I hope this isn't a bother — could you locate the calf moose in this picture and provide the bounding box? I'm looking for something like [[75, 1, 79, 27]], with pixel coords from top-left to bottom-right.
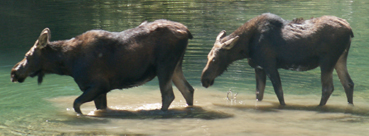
[[11, 20, 194, 115], [201, 13, 354, 106]]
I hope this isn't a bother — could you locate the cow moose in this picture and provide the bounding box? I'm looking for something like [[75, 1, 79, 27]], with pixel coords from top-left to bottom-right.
[[201, 13, 354, 106], [11, 20, 195, 115]]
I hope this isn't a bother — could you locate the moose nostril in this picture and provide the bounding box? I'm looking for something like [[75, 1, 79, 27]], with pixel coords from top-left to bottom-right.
[[11, 73, 18, 82]]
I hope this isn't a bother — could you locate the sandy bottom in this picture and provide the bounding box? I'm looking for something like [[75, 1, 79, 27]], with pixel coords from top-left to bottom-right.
[[8, 86, 369, 135]]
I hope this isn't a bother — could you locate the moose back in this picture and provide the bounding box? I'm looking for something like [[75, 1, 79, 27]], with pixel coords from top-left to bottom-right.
[[201, 13, 354, 106], [11, 20, 194, 115]]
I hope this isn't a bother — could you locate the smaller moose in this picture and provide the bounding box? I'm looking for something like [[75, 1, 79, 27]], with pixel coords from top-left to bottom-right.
[[11, 20, 194, 115], [201, 13, 354, 106]]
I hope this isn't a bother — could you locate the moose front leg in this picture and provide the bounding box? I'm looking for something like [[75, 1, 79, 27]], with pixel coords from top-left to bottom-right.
[[265, 68, 286, 105], [255, 68, 266, 101], [94, 93, 108, 110], [74, 83, 109, 115]]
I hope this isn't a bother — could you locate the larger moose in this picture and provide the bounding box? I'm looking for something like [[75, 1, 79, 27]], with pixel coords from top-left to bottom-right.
[[11, 20, 195, 115], [201, 13, 354, 106]]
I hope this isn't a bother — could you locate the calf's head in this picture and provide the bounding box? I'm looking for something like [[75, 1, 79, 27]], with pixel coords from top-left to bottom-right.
[[11, 28, 50, 84], [201, 30, 240, 88]]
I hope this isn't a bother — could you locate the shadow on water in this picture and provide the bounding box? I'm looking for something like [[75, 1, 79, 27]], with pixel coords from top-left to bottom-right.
[[58, 132, 147, 136], [89, 106, 233, 120], [54, 106, 233, 128], [214, 101, 369, 117]]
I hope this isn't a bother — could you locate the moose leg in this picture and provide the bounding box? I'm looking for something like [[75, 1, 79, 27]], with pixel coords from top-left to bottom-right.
[[158, 78, 175, 111], [157, 66, 176, 111], [255, 68, 266, 101], [94, 93, 108, 110], [74, 84, 108, 115], [319, 61, 335, 106], [172, 61, 194, 106], [335, 52, 354, 104], [265, 68, 285, 105]]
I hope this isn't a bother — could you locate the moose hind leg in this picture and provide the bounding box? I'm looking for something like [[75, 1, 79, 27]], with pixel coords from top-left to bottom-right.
[[158, 78, 175, 111], [319, 62, 335, 106], [255, 68, 266, 101], [157, 65, 176, 111], [335, 52, 354, 104], [172, 62, 194, 106]]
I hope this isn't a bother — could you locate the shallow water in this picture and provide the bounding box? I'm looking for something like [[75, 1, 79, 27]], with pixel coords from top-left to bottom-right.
[[1, 0, 369, 135], [4, 88, 369, 135]]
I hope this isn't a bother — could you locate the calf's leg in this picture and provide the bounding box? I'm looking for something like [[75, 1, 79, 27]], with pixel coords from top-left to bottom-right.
[[172, 61, 194, 106], [255, 68, 266, 101], [334, 52, 354, 104]]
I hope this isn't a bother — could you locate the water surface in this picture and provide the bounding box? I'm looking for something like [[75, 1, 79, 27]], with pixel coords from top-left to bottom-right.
[[1, 0, 369, 135]]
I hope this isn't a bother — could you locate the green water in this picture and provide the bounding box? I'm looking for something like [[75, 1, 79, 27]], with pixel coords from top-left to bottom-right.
[[1, 0, 369, 135]]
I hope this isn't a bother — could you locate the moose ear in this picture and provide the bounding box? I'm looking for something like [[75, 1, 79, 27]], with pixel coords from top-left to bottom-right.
[[36, 28, 51, 49], [216, 30, 226, 42], [221, 36, 239, 50], [139, 20, 148, 26]]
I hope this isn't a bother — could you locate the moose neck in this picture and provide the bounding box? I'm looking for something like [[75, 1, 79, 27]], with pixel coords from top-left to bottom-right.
[[233, 13, 271, 36], [225, 18, 259, 60], [42, 40, 74, 76]]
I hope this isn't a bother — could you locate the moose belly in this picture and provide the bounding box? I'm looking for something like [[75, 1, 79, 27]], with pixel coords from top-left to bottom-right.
[[110, 68, 157, 89], [277, 55, 320, 72], [280, 63, 319, 71]]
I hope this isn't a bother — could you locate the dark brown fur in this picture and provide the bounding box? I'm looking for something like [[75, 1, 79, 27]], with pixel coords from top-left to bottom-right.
[[201, 13, 354, 106], [11, 20, 194, 115]]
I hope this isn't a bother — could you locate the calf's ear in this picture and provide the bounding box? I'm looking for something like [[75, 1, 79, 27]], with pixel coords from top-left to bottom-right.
[[36, 28, 51, 49], [222, 36, 239, 50]]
